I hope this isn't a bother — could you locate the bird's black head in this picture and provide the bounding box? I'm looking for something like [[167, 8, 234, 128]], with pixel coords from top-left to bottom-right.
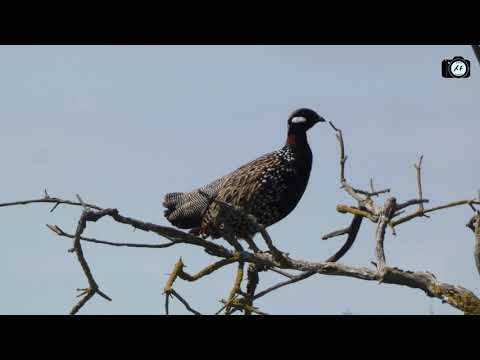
[[287, 108, 326, 133]]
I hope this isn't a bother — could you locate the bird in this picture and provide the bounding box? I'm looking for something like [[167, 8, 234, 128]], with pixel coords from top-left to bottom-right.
[[162, 108, 325, 248]]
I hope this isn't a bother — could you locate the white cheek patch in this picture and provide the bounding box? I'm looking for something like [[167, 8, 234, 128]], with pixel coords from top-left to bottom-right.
[[291, 116, 307, 124]]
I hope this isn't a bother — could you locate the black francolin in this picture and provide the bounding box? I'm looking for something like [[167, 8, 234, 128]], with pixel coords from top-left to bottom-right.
[[163, 108, 325, 245]]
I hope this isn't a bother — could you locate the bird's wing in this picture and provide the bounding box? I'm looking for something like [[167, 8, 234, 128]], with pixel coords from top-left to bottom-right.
[[215, 152, 282, 206]]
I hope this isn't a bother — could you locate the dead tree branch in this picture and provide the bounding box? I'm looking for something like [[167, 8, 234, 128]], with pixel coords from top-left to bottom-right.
[[2, 121, 480, 315]]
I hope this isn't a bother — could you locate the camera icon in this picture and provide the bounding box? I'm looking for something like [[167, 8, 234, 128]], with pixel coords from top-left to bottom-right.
[[442, 56, 470, 78]]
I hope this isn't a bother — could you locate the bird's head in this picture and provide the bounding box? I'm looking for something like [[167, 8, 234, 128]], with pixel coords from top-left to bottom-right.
[[287, 108, 326, 133]]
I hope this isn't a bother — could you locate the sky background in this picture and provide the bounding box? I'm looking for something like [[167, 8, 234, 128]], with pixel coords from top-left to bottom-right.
[[0, 45, 478, 315]]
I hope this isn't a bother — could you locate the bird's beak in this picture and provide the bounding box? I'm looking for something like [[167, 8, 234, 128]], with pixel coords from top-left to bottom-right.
[[314, 116, 326, 124]]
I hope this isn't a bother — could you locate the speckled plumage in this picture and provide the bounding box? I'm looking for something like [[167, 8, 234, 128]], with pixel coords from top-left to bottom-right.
[[162, 108, 325, 240]]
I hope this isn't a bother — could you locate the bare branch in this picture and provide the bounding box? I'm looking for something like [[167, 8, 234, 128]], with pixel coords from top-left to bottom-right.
[[325, 215, 364, 263], [329, 122, 365, 203], [246, 252, 480, 315], [395, 199, 429, 212], [70, 207, 115, 314], [177, 255, 241, 282], [352, 187, 391, 198], [414, 155, 425, 213], [46, 224, 176, 249], [253, 270, 315, 301], [336, 204, 378, 222], [322, 227, 351, 240], [0, 196, 102, 210], [169, 289, 202, 315], [392, 199, 480, 227], [374, 198, 397, 277], [270, 268, 297, 279]]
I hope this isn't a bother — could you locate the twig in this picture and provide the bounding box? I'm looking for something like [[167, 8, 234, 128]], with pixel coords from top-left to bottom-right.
[[253, 270, 315, 300], [270, 268, 296, 279], [165, 290, 170, 315], [352, 187, 391, 198], [322, 227, 351, 240], [0, 196, 102, 210], [70, 207, 115, 314], [46, 224, 176, 249], [325, 215, 363, 263], [425, 200, 480, 214], [329, 122, 365, 203], [177, 254, 242, 282], [169, 289, 202, 315], [392, 199, 480, 227], [415, 155, 425, 213], [336, 204, 377, 222], [395, 199, 429, 211]]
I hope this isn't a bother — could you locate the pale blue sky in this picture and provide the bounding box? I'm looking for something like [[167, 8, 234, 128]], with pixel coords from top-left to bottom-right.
[[0, 45, 478, 314]]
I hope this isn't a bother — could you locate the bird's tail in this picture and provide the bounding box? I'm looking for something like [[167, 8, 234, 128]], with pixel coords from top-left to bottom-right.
[[162, 191, 209, 229], [162, 176, 226, 230], [163, 192, 184, 217]]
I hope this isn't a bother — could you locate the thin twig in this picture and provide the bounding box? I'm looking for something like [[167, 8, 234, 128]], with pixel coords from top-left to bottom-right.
[[326, 215, 363, 263], [395, 199, 429, 211], [253, 271, 315, 300], [336, 204, 377, 222], [270, 268, 297, 279], [392, 199, 480, 227], [352, 187, 391, 198], [70, 207, 115, 314], [0, 196, 102, 210], [46, 224, 176, 248], [170, 289, 202, 315], [322, 227, 351, 240], [415, 155, 425, 213]]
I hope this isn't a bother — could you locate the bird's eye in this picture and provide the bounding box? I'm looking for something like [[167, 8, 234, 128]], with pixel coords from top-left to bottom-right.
[[291, 116, 307, 124]]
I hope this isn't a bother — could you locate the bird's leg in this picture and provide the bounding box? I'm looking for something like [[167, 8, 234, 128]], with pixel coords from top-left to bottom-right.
[[244, 236, 260, 253], [224, 233, 244, 252], [188, 228, 201, 236], [190, 225, 210, 239]]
